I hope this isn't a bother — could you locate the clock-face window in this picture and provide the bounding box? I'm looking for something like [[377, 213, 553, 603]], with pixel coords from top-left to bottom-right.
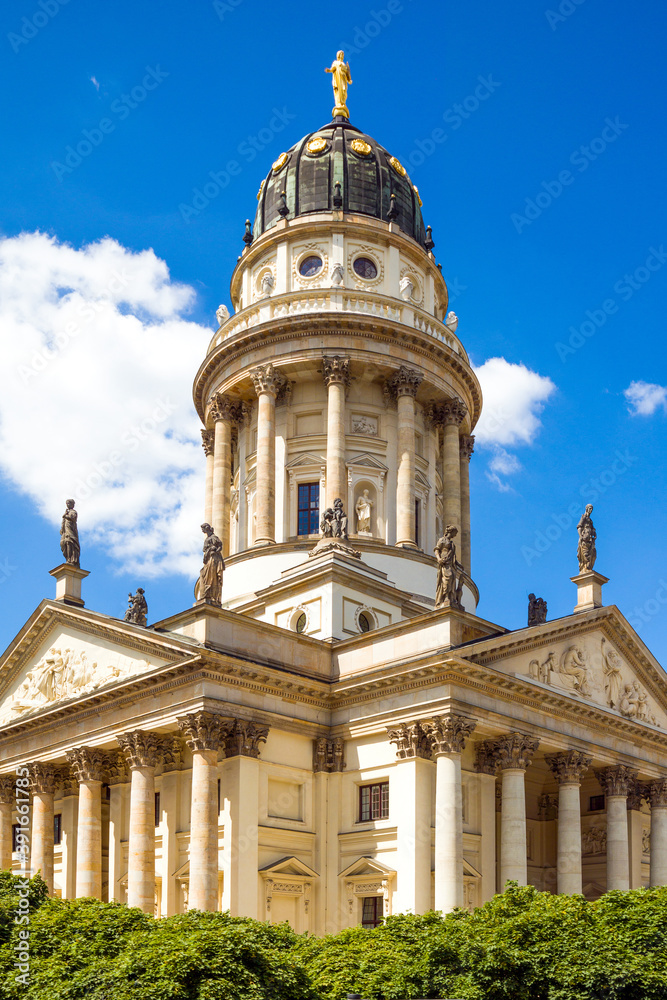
[[353, 256, 378, 280], [299, 255, 323, 277]]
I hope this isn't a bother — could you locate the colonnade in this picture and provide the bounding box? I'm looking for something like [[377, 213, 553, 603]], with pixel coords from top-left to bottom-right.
[[4, 713, 268, 914], [388, 719, 663, 910], [202, 360, 475, 565]]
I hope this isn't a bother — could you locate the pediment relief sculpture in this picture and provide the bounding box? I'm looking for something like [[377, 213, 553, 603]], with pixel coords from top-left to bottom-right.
[[0, 643, 154, 724]]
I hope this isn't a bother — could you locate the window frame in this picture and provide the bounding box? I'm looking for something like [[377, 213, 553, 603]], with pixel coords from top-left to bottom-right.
[[361, 895, 383, 928], [358, 781, 389, 823], [297, 481, 320, 536]]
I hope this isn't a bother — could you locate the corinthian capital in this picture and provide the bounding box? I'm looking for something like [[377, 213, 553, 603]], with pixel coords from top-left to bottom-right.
[[594, 764, 638, 797], [201, 428, 214, 456], [0, 775, 14, 804], [160, 735, 184, 772], [494, 733, 539, 771], [116, 730, 161, 770], [27, 763, 56, 795], [459, 434, 475, 461], [177, 712, 232, 754], [250, 364, 287, 397], [65, 747, 108, 783], [322, 356, 351, 387], [545, 750, 592, 785], [313, 737, 345, 773], [475, 742, 501, 775], [441, 398, 468, 426], [387, 721, 431, 760], [208, 392, 237, 423], [224, 719, 269, 759], [425, 715, 476, 755], [385, 366, 423, 399], [649, 779, 667, 808]]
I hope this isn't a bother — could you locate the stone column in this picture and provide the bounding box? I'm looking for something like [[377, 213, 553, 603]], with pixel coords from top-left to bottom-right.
[[178, 712, 232, 912], [459, 434, 474, 574], [426, 715, 476, 912], [474, 746, 498, 904], [27, 764, 56, 893], [209, 394, 235, 556], [251, 365, 287, 546], [312, 738, 345, 933], [483, 733, 539, 888], [56, 768, 79, 899], [159, 736, 183, 917], [117, 731, 162, 914], [223, 720, 269, 918], [0, 775, 14, 871], [595, 765, 637, 891], [322, 357, 350, 510], [649, 779, 667, 887], [387, 722, 432, 913], [386, 367, 423, 548], [201, 429, 215, 527], [546, 751, 591, 894], [441, 399, 467, 541], [66, 748, 107, 899]]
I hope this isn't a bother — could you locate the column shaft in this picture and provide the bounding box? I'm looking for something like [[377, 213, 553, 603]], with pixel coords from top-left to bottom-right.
[[326, 380, 347, 509], [396, 393, 417, 547], [189, 749, 219, 911], [60, 794, 78, 899], [212, 417, 232, 555], [479, 773, 497, 903], [0, 800, 12, 871], [76, 780, 102, 899], [556, 782, 583, 894], [459, 436, 474, 573], [442, 422, 462, 537], [500, 769, 528, 886], [127, 766, 156, 913], [225, 755, 260, 918], [651, 806, 667, 886], [394, 757, 432, 914], [31, 791, 54, 893], [434, 752, 463, 911], [255, 391, 277, 545], [606, 795, 630, 890], [202, 431, 215, 527]]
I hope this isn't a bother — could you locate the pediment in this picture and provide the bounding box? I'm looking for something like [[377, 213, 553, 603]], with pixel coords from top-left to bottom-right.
[[470, 613, 666, 731], [0, 613, 174, 726], [259, 856, 319, 878], [285, 453, 325, 470], [463, 859, 482, 878], [346, 454, 388, 472], [339, 856, 396, 879]]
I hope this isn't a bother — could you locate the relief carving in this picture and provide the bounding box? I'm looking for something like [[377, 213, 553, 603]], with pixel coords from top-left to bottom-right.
[[618, 681, 658, 725], [582, 826, 607, 855], [351, 414, 377, 436]]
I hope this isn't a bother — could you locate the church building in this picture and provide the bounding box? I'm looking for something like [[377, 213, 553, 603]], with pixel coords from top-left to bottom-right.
[[0, 57, 664, 931]]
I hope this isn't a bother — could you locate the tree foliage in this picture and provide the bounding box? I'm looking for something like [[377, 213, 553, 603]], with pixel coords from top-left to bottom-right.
[[0, 873, 664, 1000]]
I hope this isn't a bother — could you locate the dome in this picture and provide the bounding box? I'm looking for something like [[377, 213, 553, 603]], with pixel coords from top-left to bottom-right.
[[252, 119, 427, 247]]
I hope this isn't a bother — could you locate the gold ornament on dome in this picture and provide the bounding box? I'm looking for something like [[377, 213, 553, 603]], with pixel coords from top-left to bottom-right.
[[306, 136, 328, 155], [325, 50, 352, 119], [413, 185, 422, 206], [389, 156, 406, 177], [272, 152, 289, 173], [350, 138, 372, 156], [256, 179, 264, 201]]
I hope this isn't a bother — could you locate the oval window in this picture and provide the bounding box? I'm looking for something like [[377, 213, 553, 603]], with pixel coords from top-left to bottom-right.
[[353, 257, 378, 280], [295, 612, 307, 633], [358, 612, 371, 633], [299, 255, 323, 277]]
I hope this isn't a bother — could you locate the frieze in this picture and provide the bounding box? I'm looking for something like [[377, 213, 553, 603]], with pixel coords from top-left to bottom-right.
[[582, 826, 607, 855]]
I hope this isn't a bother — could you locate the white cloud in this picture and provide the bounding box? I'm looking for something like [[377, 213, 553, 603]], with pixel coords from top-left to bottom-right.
[[624, 380, 667, 416], [90, 76, 100, 91], [472, 357, 556, 490], [0, 232, 213, 578]]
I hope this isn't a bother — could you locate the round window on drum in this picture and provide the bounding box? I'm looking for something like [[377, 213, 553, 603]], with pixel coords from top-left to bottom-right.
[[353, 257, 378, 280]]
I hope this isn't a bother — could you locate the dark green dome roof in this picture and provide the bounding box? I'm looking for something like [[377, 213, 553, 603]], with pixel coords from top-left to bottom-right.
[[253, 120, 427, 247]]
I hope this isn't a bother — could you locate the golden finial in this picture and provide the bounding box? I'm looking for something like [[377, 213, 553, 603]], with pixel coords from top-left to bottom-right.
[[325, 50, 352, 119]]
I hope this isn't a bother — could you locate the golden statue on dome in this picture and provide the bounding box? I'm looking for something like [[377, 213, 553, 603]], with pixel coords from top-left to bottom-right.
[[325, 51, 352, 119]]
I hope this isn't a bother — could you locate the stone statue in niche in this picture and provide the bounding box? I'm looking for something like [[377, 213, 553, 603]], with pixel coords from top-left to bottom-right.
[[197, 523, 225, 606], [60, 499, 80, 566], [528, 593, 547, 626], [124, 588, 148, 627], [601, 638, 623, 708], [559, 645, 592, 696], [355, 490, 373, 533], [434, 525, 464, 609], [399, 275, 414, 301], [260, 272, 274, 296], [445, 311, 459, 332], [577, 504, 597, 571], [216, 304, 229, 326]]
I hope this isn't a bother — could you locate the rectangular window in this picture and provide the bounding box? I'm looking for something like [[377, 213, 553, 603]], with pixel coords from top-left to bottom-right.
[[589, 794, 605, 812], [361, 896, 383, 928], [359, 782, 389, 822], [154, 791, 161, 828], [414, 498, 421, 548], [297, 482, 320, 536], [53, 814, 62, 846], [12, 824, 20, 853]]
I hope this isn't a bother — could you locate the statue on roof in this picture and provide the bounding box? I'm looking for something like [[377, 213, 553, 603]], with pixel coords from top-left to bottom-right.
[[434, 525, 464, 610], [197, 523, 225, 606], [528, 593, 547, 626], [577, 504, 597, 572], [124, 588, 148, 627], [325, 51, 352, 119], [60, 499, 80, 567]]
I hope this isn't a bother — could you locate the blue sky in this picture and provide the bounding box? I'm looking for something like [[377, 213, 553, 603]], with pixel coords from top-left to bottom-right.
[[0, 0, 665, 663]]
